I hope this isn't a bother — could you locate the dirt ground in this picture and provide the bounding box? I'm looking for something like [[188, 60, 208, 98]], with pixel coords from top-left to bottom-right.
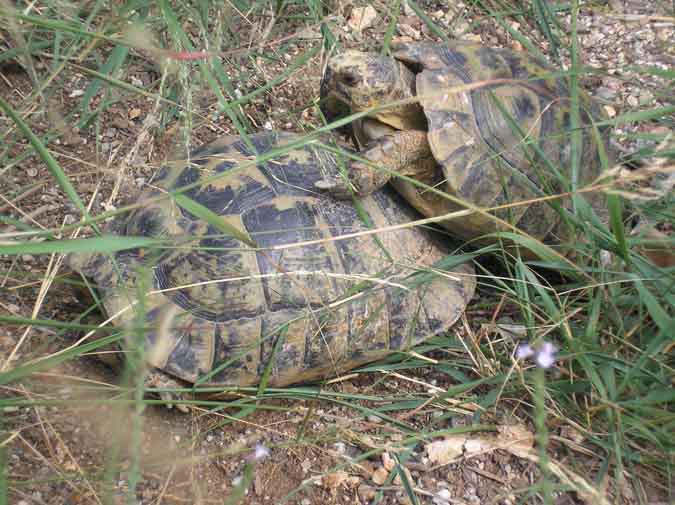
[[2, 1, 673, 504]]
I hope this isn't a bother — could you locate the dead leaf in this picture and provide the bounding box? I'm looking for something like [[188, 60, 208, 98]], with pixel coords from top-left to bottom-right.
[[482, 321, 528, 341], [560, 425, 586, 445], [371, 466, 388, 485], [398, 23, 421, 40], [358, 484, 376, 501], [496, 424, 535, 454], [427, 424, 611, 505], [426, 424, 534, 465], [425, 436, 466, 465], [322, 471, 349, 491], [463, 437, 493, 455]]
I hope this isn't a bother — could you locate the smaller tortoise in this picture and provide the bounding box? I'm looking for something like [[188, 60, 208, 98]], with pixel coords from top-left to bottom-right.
[[69, 132, 475, 395], [319, 41, 610, 246]]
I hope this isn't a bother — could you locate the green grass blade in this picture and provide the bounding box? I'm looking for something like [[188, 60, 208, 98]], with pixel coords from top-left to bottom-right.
[[382, 0, 402, 52], [532, 0, 561, 59], [0, 315, 117, 333], [0, 235, 163, 256], [0, 40, 52, 64], [489, 12, 548, 60], [405, 0, 450, 41], [79, 44, 130, 121], [0, 332, 123, 386], [607, 194, 629, 261], [631, 279, 674, 335], [484, 232, 561, 262], [0, 96, 92, 221], [567, 1, 582, 195], [227, 46, 321, 109], [601, 105, 675, 127], [172, 194, 256, 247]]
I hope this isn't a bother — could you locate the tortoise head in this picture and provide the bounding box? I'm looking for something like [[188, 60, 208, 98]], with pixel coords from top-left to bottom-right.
[[321, 50, 425, 132], [321, 50, 400, 114]]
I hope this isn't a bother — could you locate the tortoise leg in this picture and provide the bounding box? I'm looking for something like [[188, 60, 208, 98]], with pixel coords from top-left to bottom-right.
[[316, 129, 434, 199], [145, 368, 191, 413]]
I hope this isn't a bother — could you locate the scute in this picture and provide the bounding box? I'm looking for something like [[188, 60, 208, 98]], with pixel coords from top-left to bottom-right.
[[72, 132, 475, 387]]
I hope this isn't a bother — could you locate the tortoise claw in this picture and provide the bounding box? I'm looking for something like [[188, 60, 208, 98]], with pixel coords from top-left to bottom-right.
[[145, 368, 191, 413], [158, 391, 190, 413]]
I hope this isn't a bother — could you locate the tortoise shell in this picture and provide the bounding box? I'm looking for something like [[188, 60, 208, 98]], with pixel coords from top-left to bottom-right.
[[322, 42, 609, 245], [72, 132, 475, 387], [394, 41, 608, 241]]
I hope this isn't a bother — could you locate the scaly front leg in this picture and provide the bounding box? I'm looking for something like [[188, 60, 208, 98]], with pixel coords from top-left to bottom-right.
[[316, 129, 434, 199]]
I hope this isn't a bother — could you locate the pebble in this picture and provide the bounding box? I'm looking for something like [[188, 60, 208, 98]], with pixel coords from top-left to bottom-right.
[[595, 87, 617, 101], [382, 452, 395, 471], [358, 484, 376, 500], [639, 90, 653, 105], [371, 466, 388, 485], [437, 489, 451, 500], [433, 488, 452, 505]]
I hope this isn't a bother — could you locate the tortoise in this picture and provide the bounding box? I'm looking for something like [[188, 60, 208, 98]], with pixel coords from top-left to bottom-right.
[[318, 41, 610, 246], [69, 132, 475, 396]]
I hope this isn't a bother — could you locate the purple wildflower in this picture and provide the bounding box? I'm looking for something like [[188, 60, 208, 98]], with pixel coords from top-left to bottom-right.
[[535, 342, 558, 369], [516, 343, 535, 360], [517, 341, 558, 369], [252, 443, 270, 461]]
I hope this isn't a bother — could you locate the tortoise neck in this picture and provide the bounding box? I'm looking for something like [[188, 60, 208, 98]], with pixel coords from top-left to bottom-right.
[[372, 60, 426, 131]]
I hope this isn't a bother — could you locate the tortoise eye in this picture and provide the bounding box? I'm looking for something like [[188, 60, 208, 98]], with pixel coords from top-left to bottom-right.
[[340, 71, 359, 86]]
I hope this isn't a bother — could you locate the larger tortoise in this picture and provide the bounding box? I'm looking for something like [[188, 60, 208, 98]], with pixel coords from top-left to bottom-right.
[[319, 41, 610, 246], [69, 132, 475, 391]]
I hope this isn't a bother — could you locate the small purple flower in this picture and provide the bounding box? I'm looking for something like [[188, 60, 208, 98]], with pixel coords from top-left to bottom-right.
[[516, 343, 535, 360], [244, 443, 270, 463], [535, 342, 558, 369], [516, 341, 558, 369], [252, 443, 270, 461]]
